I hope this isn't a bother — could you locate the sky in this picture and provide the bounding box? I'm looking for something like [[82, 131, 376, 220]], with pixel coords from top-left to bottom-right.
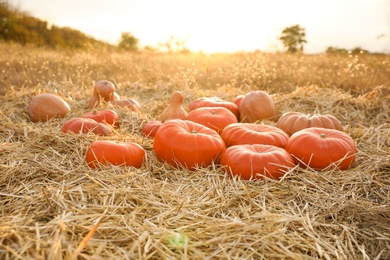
[[8, 0, 390, 53]]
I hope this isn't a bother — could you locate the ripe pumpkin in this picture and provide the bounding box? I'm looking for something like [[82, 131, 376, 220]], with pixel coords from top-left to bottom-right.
[[88, 80, 116, 109], [276, 111, 343, 136], [188, 97, 239, 120], [220, 144, 295, 180], [62, 118, 112, 136], [28, 93, 71, 122], [153, 119, 226, 170], [141, 120, 163, 138], [112, 98, 141, 112], [86, 140, 146, 168], [187, 106, 238, 133], [82, 109, 119, 128], [285, 127, 356, 170], [239, 91, 277, 123], [233, 94, 244, 107], [221, 123, 289, 148], [159, 91, 188, 121]]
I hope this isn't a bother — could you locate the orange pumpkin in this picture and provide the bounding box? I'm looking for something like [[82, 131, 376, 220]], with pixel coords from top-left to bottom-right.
[[285, 127, 356, 170], [276, 111, 343, 136], [159, 91, 188, 121], [86, 140, 146, 168], [82, 109, 120, 128], [28, 93, 71, 122], [187, 106, 238, 133], [153, 119, 226, 170], [220, 144, 295, 180], [221, 123, 289, 148], [239, 91, 277, 123], [141, 120, 163, 138], [88, 80, 116, 109], [62, 118, 112, 136], [188, 97, 239, 120]]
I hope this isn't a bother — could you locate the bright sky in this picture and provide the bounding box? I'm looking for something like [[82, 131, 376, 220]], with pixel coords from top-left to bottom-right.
[[9, 0, 390, 53]]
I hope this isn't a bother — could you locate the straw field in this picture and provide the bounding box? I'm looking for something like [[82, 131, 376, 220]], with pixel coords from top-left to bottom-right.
[[1, 42, 389, 259]]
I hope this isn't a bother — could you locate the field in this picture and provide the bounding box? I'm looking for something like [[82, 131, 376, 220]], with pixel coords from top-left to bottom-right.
[[1, 42, 389, 259]]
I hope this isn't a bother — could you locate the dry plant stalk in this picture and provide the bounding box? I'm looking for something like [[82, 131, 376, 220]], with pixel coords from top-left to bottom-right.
[[0, 42, 389, 259]]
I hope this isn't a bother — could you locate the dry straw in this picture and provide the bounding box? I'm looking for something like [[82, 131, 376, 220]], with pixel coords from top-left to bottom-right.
[[0, 43, 389, 259]]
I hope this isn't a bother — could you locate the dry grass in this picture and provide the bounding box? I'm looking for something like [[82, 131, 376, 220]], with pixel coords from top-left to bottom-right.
[[1, 42, 389, 259]]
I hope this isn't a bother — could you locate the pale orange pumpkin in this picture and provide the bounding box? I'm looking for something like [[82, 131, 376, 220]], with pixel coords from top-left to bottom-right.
[[112, 98, 141, 112], [276, 111, 343, 136], [88, 80, 116, 109], [159, 91, 188, 121], [28, 93, 71, 122], [239, 91, 277, 123]]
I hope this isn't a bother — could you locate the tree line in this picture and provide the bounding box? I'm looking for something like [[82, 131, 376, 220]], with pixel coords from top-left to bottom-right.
[[0, 1, 110, 49]]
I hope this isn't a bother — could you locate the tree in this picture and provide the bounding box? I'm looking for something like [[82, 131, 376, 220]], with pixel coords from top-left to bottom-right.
[[158, 35, 190, 53], [279, 24, 307, 53], [118, 32, 138, 51]]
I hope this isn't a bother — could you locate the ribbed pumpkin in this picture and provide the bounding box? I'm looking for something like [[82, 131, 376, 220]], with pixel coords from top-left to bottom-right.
[[86, 140, 146, 168], [62, 118, 112, 136], [220, 144, 295, 180], [188, 97, 239, 120], [187, 106, 238, 133], [153, 119, 226, 170], [285, 127, 356, 170], [221, 123, 289, 148], [276, 111, 343, 136], [239, 91, 277, 123]]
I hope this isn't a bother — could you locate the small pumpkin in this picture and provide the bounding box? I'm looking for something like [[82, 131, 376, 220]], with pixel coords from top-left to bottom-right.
[[159, 91, 188, 121], [62, 118, 112, 136], [220, 144, 295, 180], [276, 111, 343, 136], [233, 94, 244, 107], [153, 119, 226, 170], [88, 80, 116, 109], [285, 127, 356, 170], [188, 97, 239, 120], [28, 93, 71, 122], [86, 140, 146, 168], [239, 91, 277, 123], [221, 123, 289, 148], [187, 106, 238, 133], [82, 109, 120, 128], [112, 98, 141, 112], [141, 120, 163, 138]]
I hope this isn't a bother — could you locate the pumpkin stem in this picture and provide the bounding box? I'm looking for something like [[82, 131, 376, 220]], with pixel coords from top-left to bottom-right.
[[320, 133, 327, 138], [92, 109, 98, 115], [190, 130, 198, 134]]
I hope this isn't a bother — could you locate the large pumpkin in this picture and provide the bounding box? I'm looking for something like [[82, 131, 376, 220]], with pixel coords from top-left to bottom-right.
[[188, 97, 239, 120], [220, 144, 295, 180], [82, 109, 120, 128], [221, 123, 289, 148], [28, 93, 71, 122], [86, 140, 146, 168], [285, 127, 356, 170], [62, 118, 112, 136], [239, 91, 277, 123], [276, 111, 343, 136], [153, 119, 226, 170], [187, 106, 238, 133]]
